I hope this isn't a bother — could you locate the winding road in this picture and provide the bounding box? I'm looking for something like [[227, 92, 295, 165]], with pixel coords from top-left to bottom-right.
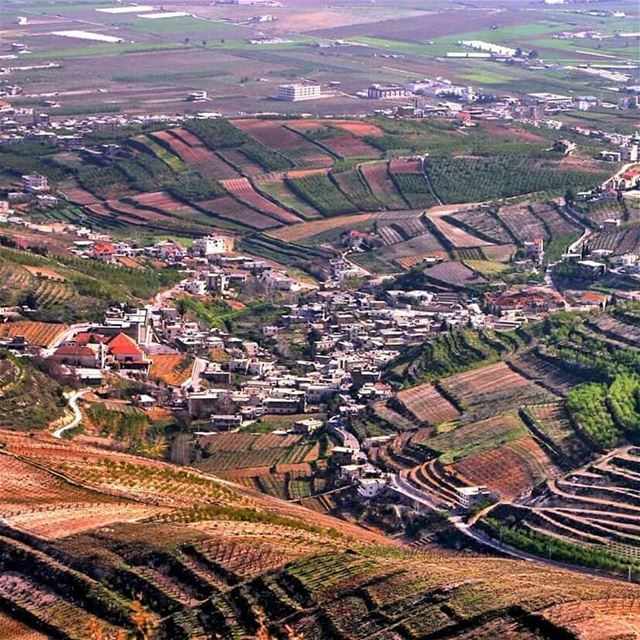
[[52, 389, 90, 439]]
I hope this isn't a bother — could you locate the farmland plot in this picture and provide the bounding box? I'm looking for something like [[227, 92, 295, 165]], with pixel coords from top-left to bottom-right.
[[390, 172, 437, 209], [317, 135, 379, 159], [452, 436, 559, 500], [152, 128, 240, 179], [222, 177, 302, 224], [397, 383, 461, 426], [590, 224, 640, 256], [199, 195, 278, 230], [331, 169, 383, 211], [524, 402, 592, 467], [235, 120, 333, 169], [422, 261, 487, 288], [217, 147, 265, 176], [495, 203, 550, 242], [426, 205, 493, 248], [447, 207, 514, 244], [427, 412, 529, 464], [439, 362, 553, 418], [268, 213, 374, 242], [529, 201, 580, 237], [254, 175, 322, 220], [0, 321, 67, 348], [286, 174, 358, 217], [360, 161, 407, 209]]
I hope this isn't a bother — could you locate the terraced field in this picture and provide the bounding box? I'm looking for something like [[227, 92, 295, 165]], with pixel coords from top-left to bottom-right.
[[0, 429, 639, 638], [222, 177, 302, 224], [495, 202, 550, 242], [487, 446, 640, 574], [396, 383, 461, 426], [446, 207, 514, 244], [151, 128, 240, 179], [439, 361, 553, 420], [359, 160, 408, 209]]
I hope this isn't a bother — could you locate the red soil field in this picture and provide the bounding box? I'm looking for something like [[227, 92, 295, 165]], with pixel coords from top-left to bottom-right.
[[61, 186, 99, 205], [235, 119, 312, 150], [397, 383, 461, 426], [131, 191, 199, 215], [235, 119, 333, 168], [451, 437, 557, 500], [427, 205, 493, 248], [217, 147, 264, 176], [0, 612, 48, 640], [360, 161, 407, 209], [222, 177, 302, 224], [199, 195, 278, 230], [331, 121, 384, 137], [154, 128, 239, 179], [318, 135, 379, 158], [389, 157, 422, 173], [0, 321, 67, 348], [287, 120, 384, 138], [443, 362, 530, 400]]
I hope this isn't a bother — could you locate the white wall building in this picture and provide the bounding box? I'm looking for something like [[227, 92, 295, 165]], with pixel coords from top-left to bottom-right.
[[277, 84, 322, 102]]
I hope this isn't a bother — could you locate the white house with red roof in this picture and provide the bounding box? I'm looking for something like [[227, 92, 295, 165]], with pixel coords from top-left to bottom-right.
[[91, 241, 116, 263], [107, 332, 150, 372], [49, 344, 105, 368]]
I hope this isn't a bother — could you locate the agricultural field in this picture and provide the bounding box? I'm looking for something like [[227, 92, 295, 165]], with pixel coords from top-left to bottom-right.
[[422, 260, 488, 289], [150, 128, 240, 180], [148, 354, 194, 387], [396, 383, 461, 426], [589, 223, 640, 256], [286, 173, 359, 217], [254, 175, 322, 220], [222, 177, 302, 224], [451, 435, 560, 500], [439, 361, 553, 419], [424, 155, 608, 204], [446, 207, 515, 245], [194, 431, 326, 474], [233, 119, 334, 169], [331, 169, 384, 211], [386, 327, 525, 386], [359, 160, 408, 210], [523, 402, 592, 469], [484, 446, 640, 579]]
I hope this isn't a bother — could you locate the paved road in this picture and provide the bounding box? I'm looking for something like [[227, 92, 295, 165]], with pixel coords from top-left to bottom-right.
[[392, 469, 632, 582], [52, 389, 90, 439]]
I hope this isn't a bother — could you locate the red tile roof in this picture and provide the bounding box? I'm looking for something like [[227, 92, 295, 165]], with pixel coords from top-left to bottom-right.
[[107, 332, 143, 357], [93, 242, 115, 254]]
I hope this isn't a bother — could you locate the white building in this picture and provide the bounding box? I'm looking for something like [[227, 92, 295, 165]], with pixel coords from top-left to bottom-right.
[[22, 174, 49, 193], [277, 84, 322, 102], [192, 234, 234, 256], [357, 477, 386, 499]]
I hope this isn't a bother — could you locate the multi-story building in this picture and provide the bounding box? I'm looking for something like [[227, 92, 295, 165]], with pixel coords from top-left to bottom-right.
[[277, 84, 322, 101], [192, 234, 234, 256], [367, 84, 409, 100], [22, 173, 49, 193]]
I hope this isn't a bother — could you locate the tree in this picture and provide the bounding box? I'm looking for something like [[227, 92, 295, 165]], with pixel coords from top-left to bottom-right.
[[529, 49, 539, 59], [564, 186, 576, 207], [176, 297, 188, 319], [515, 47, 524, 58]]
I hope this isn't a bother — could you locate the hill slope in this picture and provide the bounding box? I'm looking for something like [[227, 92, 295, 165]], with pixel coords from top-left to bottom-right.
[[0, 429, 638, 639]]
